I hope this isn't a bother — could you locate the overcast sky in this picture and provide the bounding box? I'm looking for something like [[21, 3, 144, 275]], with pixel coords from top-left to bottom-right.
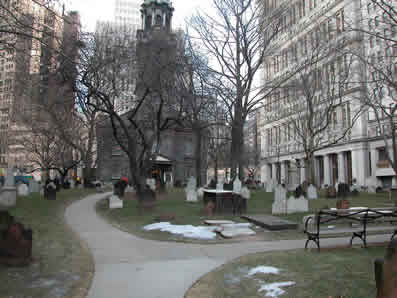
[[65, 0, 210, 32]]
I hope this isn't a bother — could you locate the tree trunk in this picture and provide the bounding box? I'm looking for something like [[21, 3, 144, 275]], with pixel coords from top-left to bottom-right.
[[194, 128, 202, 187]]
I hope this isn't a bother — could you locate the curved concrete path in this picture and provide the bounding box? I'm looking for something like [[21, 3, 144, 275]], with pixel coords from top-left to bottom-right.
[[65, 193, 391, 298]]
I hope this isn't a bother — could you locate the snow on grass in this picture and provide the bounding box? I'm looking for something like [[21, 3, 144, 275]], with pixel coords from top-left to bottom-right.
[[258, 281, 295, 297], [142, 222, 217, 239], [248, 266, 280, 276]]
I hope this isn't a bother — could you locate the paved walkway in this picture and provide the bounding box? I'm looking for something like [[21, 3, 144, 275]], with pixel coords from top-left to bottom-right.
[[65, 192, 391, 298]]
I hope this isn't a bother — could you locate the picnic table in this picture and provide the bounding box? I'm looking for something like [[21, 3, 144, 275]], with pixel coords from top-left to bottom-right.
[[202, 189, 246, 214]]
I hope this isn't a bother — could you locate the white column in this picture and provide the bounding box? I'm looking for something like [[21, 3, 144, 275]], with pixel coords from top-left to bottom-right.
[[352, 148, 368, 186], [370, 149, 377, 177], [280, 161, 286, 184], [300, 159, 306, 184], [338, 152, 346, 183], [152, 10, 155, 26], [324, 154, 331, 186]]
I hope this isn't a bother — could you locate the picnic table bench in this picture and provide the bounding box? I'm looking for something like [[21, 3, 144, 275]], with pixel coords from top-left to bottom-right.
[[304, 207, 397, 250]]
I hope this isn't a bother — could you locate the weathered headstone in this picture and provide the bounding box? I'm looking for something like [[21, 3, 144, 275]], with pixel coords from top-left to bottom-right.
[[0, 167, 16, 209], [69, 179, 75, 189], [287, 195, 309, 214], [216, 182, 223, 191], [109, 195, 123, 209], [366, 176, 379, 193], [266, 179, 275, 193], [197, 187, 204, 199], [185, 176, 198, 202], [28, 180, 40, 193], [241, 186, 250, 200], [307, 184, 318, 200], [17, 184, 29, 197], [146, 178, 156, 191], [272, 184, 287, 215], [233, 178, 242, 194]]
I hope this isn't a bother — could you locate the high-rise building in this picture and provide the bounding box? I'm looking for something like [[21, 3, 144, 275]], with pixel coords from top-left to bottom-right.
[[259, 0, 396, 188], [114, 0, 141, 31], [0, 0, 80, 171]]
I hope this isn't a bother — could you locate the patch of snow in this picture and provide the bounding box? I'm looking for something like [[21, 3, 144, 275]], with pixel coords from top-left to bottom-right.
[[258, 281, 295, 297], [142, 222, 217, 239], [248, 266, 280, 276]]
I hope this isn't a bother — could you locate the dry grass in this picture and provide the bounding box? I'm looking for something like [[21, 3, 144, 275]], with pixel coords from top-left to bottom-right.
[[0, 188, 96, 298], [185, 245, 386, 298]]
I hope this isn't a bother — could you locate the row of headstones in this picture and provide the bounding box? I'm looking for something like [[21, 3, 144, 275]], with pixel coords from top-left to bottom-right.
[[15, 179, 84, 197], [271, 184, 313, 215], [185, 177, 251, 202]]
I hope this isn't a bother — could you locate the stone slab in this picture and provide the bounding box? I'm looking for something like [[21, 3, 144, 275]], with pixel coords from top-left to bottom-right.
[[109, 195, 123, 209], [204, 220, 235, 225], [241, 214, 298, 231], [219, 227, 256, 238]]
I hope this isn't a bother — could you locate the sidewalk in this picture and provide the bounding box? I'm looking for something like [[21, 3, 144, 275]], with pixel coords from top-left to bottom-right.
[[65, 193, 391, 298]]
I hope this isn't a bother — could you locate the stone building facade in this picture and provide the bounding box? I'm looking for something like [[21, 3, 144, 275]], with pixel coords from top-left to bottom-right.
[[259, 0, 397, 188]]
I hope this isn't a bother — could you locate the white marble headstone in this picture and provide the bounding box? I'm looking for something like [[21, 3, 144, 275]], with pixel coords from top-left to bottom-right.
[[17, 183, 29, 196], [307, 184, 318, 200], [29, 180, 40, 193], [233, 178, 242, 194], [241, 186, 250, 199], [185, 176, 198, 202], [287, 195, 309, 214], [216, 182, 223, 191], [272, 184, 287, 214], [146, 178, 156, 191]]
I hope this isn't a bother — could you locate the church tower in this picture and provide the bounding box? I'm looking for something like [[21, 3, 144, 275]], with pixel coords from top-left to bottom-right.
[[140, 0, 174, 33]]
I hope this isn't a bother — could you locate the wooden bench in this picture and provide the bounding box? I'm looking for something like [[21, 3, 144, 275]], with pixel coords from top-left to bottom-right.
[[304, 207, 397, 250]]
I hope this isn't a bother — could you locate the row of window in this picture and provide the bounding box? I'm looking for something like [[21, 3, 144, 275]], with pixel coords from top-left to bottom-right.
[[264, 9, 345, 79]]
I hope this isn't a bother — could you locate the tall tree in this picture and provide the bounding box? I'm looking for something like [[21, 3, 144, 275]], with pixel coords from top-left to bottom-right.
[[189, 0, 286, 180]]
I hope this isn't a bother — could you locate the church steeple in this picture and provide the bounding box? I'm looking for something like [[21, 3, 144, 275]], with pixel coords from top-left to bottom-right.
[[140, 0, 174, 32]]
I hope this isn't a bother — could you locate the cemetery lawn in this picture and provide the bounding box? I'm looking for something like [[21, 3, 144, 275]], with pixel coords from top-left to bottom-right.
[[96, 188, 394, 243], [185, 245, 385, 298], [0, 188, 96, 298]]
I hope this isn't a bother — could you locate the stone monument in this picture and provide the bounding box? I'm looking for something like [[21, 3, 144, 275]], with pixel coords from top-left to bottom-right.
[[185, 176, 198, 202], [233, 178, 242, 194], [272, 184, 287, 214], [17, 183, 29, 197], [109, 195, 123, 209], [307, 184, 318, 200], [28, 180, 40, 193], [287, 195, 309, 214], [0, 167, 16, 209]]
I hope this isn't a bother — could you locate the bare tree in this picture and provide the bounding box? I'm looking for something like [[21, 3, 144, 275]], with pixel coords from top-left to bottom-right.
[[79, 25, 187, 199], [189, 0, 286, 180]]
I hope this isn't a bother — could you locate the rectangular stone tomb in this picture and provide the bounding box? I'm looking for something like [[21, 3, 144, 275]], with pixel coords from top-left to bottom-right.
[[241, 215, 298, 231], [203, 220, 235, 225]]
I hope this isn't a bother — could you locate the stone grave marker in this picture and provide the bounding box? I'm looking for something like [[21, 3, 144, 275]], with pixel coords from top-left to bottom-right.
[[17, 183, 29, 197], [241, 186, 250, 199], [185, 176, 198, 202], [287, 195, 309, 214], [146, 178, 156, 191], [109, 195, 123, 209], [272, 184, 287, 215], [0, 167, 16, 209], [197, 187, 204, 199], [29, 180, 40, 193], [366, 176, 379, 193], [216, 182, 223, 191], [307, 184, 318, 200], [233, 178, 242, 194]]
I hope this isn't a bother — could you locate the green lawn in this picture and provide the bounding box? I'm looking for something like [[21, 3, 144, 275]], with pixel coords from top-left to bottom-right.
[[96, 188, 394, 243], [185, 245, 386, 298], [0, 188, 96, 298]]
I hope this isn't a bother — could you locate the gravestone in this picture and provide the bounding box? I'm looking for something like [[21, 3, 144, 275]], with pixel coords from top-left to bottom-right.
[[287, 195, 309, 214], [216, 182, 223, 191], [109, 195, 123, 209], [44, 180, 57, 200], [17, 184, 29, 197], [124, 186, 135, 200], [146, 179, 156, 191], [307, 184, 318, 200], [28, 180, 40, 193], [272, 184, 287, 215], [233, 178, 242, 194], [69, 179, 75, 189], [366, 176, 379, 193], [0, 167, 16, 209], [185, 176, 198, 202], [241, 186, 250, 199], [266, 179, 275, 193], [197, 187, 204, 199]]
